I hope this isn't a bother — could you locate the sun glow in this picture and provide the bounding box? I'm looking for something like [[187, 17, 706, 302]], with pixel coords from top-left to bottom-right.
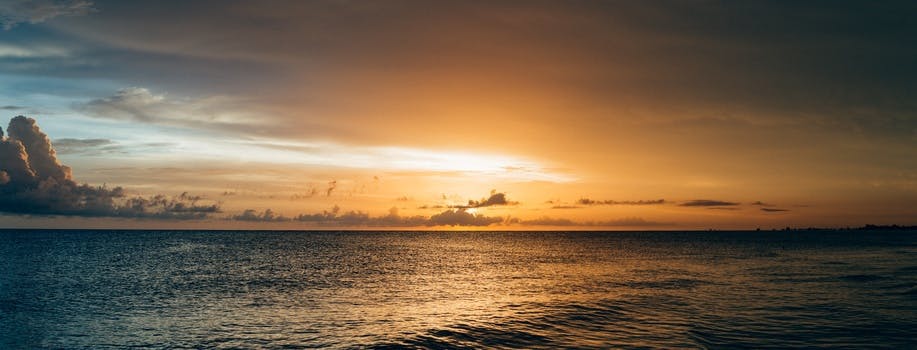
[[150, 138, 576, 183]]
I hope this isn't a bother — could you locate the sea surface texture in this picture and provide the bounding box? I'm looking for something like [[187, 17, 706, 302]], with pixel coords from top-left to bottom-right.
[[1, 230, 916, 349]]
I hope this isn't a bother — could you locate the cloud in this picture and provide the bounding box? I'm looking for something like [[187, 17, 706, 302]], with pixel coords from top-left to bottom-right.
[[518, 217, 576, 226], [325, 180, 337, 197], [680, 199, 739, 207], [76, 87, 271, 136], [0, 0, 94, 30], [233, 206, 503, 227], [761, 208, 789, 212], [0, 116, 219, 218], [78, 87, 166, 122], [51, 138, 118, 155], [577, 198, 666, 206], [294, 206, 430, 227], [519, 216, 670, 227], [1, 105, 24, 110], [451, 190, 518, 209], [427, 208, 504, 226], [290, 187, 318, 200], [751, 201, 774, 207], [233, 208, 290, 222]]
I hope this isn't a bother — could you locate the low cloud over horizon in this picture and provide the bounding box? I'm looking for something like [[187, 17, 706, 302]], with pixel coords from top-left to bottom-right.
[[0, 116, 219, 219], [229, 205, 670, 228]]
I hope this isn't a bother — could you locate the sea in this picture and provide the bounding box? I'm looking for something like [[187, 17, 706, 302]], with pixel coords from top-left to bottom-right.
[[1, 229, 916, 349]]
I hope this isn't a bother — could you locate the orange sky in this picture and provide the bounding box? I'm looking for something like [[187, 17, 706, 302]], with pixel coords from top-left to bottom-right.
[[0, 1, 915, 229]]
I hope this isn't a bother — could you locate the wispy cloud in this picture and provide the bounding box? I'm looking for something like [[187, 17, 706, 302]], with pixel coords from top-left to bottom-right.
[[518, 216, 671, 227], [577, 198, 666, 206], [680, 199, 739, 207], [0, 0, 94, 30], [52, 138, 117, 154]]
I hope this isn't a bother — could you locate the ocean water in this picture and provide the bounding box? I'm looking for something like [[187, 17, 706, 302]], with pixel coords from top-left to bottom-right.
[[1, 230, 916, 349]]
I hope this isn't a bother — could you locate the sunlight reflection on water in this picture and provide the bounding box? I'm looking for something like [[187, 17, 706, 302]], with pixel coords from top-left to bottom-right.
[[1, 230, 916, 348]]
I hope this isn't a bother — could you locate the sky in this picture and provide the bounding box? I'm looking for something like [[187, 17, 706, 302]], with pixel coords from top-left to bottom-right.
[[0, 0, 915, 229]]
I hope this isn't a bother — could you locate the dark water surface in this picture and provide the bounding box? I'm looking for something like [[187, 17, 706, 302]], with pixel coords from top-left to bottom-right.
[[2, 230, 916, 349]]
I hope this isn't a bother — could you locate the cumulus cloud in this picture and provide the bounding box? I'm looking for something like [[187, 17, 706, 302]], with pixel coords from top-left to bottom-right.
[[0, 116, 219, 218], [0, 0, 94, 30], [451, 190, 518, 209], [576, 198, 666, 206], [680, 199, 739, 207]]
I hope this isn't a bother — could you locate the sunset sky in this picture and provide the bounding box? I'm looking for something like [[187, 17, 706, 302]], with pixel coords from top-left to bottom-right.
[[0, 0, 914, 229]]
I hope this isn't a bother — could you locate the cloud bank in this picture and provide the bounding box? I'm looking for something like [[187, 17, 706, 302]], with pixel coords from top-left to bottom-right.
[[232, 206, 669, 228], [0, 116, 218, 218], [234, 206, 503, 227]]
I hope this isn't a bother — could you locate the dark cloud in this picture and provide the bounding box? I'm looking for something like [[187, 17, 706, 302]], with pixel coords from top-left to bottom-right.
[[577, 198, 666, 206], [0, 116, 219, 218], [233, 208, 290, 222], [233, 206, 503, 227], [295, 206, 429, 227], [751, 201, 774, 207], [761, 208, 790, 212], [452, 190, 518, 209], [43, 1, 916, 139], [0, 0, 94, 30], [117, 192, 220, 219], [427, 208, 504, 226], [1, 105, 24, 110], [680, 199, 739, 207]]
